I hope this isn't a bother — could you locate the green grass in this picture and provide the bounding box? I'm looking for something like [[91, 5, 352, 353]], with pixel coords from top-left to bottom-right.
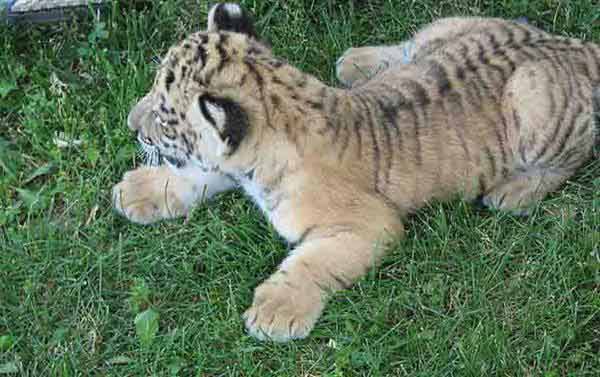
[[1, 0, 599, 375]]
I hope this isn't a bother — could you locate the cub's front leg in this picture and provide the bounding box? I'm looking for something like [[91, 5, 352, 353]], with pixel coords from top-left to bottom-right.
[[243, 196, 404, 342], [112, 165, 235, 225]]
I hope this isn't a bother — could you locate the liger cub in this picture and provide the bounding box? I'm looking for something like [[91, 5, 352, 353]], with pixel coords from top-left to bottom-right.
[[113, 3, 600, 341]]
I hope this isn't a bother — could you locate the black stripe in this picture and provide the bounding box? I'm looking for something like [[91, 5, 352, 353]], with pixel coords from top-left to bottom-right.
[[400, 85, 425, 166], [245, 59, 263, 88], [196, 33, 209, 44], [449, 94, 470, 160], [380, 98, 402, 140], [404, 80, 431, 106], [486, 32, 500, 50], [378, 83, 413, 109], [476, 40, 489, 65], [425, 60, 453, 96], [297, 75, 308, 88], [518, 140, 529, 164], [319, 87, 327, 100], [495, 118, 508, 177], [239, 73, 248, 86], [165, 69, 175, 92], [513, 23, 533, 44], [244, 59, 275, 130], [497, 23, 516, 45], [163, 130, 176, 140], [558, 147, 583, 169], [269, 92, 282, 110], [331, 94, 342, 139], [458, 43, 485, 102], [478, 173, 487, 195], [544, 67, 559, 117], [481, 49, 509, 82], [337, 117, 351, 161], [306, 100, 323, 110], [269, 59, 284, 68], [548, 103, 584, 163], [194, 45, 207, 65], [215, 33, 230, 73], [291, 225, 317, 247], [483, 145, 497, 180], [575, 118, 592, 138], [471, 40, 499, 94], [330, 92, 339, 113], [531, 71, 570, 163], [180, 65, 188, 80], [511, 43, 537, 62], [512, 108, 522, 132], [356, 94, 381, 190], [456, 66, 466, 81], [181, 133, 193, 154], [495, 47, 517, 72], [159, 100, 170, 115], [353, 113, 363, 158], [376, 98, 393, 186]]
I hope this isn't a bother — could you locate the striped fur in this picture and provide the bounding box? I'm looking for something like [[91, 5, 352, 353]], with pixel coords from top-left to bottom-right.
[[113, 5, 599, 341]]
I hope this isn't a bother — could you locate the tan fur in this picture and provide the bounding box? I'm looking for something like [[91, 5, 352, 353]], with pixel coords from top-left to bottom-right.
[[113, 5, 599, 342]]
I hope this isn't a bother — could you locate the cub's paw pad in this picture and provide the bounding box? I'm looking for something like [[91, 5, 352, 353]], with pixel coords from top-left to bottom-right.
[[481, 188, 532, 217], [335, 47, 390, 87], [243, 280, 324, 342], [112, 186, 161, 225], [112, 167, 186, 225]]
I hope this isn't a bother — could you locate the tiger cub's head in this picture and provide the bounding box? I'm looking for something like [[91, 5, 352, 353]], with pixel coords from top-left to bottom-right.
[[127, 2, 278, 173]]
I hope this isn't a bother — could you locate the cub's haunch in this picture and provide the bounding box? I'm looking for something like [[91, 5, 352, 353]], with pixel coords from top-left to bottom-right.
[[113, 2, 600, 342]]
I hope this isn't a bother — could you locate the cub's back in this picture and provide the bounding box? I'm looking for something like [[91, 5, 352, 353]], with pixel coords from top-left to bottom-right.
[[351, 17, 599, 208]]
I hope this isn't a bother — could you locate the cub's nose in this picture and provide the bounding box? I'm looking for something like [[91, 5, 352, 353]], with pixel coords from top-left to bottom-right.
[[127, 95, 154, 132]]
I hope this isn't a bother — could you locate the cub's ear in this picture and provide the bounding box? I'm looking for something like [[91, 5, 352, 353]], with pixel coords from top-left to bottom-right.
[[207, 2, 258, 39], [193, 94, 249, 156]]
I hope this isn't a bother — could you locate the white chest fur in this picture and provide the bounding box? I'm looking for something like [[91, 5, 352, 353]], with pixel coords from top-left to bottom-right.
[[237, 175, 302, 243], [239, 175, 269, 216]]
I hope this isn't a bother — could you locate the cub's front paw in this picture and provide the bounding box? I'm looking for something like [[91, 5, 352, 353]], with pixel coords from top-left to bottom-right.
[[112, 166, 191, 225], [243, 276, 325, 342]]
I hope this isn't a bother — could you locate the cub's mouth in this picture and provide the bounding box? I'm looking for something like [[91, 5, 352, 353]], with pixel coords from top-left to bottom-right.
[[137, 137, 187, 169]]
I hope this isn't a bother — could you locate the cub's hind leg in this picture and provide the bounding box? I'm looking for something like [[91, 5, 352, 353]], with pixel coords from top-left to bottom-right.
[[335, 44, 413, 88], [483, 62, 596, 215], [335, 17, 503, 88]]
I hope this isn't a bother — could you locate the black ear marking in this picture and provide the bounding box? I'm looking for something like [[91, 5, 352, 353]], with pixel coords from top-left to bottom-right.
[[207, 2, 258, 39], [198, 94, 249, 154]]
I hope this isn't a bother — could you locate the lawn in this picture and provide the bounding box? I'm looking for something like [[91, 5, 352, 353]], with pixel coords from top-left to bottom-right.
[[1, 0, 599, 375]]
